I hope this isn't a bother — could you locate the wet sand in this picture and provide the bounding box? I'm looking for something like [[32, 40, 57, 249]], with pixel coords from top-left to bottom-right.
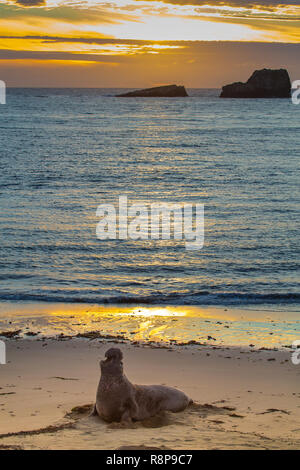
[[0, 338, 299, 450], [0, 302, 299, 349]]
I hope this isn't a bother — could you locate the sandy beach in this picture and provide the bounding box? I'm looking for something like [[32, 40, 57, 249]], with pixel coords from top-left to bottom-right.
[[0, 335, 299, 450]]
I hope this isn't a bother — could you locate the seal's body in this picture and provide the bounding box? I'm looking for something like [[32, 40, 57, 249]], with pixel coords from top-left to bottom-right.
[[93, 348, 192, 423]]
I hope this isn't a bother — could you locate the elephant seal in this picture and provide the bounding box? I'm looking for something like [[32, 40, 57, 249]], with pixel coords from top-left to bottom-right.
[[92, 347, 192, 423]]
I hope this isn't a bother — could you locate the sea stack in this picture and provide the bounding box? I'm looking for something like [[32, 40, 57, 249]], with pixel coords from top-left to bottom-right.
[[116, 84, 188, 97], [220, 68, 291, 98]]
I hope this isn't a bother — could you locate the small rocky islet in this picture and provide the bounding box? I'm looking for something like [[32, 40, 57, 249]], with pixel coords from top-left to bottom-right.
[[116, 84, 188, 97], [220, 68, 291, 98], [115, 69, 291, 99]]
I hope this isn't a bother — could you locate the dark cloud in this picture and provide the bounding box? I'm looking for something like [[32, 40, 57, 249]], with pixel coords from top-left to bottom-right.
[[8, 0, 300, 11], [0, 38, 299, 59], [0, 35, 182, 46], [12, 0, 46, 6], [1, 3, 137, 24], [140, 0, 300, 10], [0, 48, 119, 62], [1, 35, 300, 48]]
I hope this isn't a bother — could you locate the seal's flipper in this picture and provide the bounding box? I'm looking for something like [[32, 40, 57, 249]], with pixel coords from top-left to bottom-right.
[[126, 396, 139, 420], [90, 404, 98, 416], [121, 409, 132, 424]]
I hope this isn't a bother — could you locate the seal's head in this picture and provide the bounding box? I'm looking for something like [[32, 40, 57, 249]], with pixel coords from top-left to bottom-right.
[[105, 348, 123, 361], [100, 348, 124, 376]]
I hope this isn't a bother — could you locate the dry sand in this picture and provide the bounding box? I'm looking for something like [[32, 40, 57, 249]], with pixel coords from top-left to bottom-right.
[[0, 338, 299, 450]]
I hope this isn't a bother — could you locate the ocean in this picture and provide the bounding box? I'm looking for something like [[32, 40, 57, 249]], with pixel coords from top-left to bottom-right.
[[0, 88, 299, 309]]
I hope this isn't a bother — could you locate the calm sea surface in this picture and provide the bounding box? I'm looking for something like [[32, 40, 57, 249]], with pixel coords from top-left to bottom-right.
[[0, 88, 299, 308]]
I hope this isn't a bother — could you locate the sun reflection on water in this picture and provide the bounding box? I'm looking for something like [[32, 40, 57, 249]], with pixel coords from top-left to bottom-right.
[[0, 302, 299, 349]]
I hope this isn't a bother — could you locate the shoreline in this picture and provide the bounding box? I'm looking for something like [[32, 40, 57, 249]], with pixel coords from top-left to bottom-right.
[[0, 338, 299, 449], [0, 301, 299, 350]]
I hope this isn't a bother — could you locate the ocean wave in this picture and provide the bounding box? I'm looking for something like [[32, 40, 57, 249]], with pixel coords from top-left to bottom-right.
[[0, 290, 299, 306]]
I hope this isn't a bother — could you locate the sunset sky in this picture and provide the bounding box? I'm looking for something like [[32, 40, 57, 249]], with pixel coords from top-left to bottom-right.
[[0, 0, 299, 87]]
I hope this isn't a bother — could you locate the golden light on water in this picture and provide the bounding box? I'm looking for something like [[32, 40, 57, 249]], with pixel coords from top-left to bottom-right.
[[47, 305, 237, 322], [123, 307, 186, 317], [0, 302, 299, 348]]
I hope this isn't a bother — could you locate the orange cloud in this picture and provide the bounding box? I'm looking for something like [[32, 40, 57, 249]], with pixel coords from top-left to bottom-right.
[[0, 1, 299, 86], [0, 41, 299, 87]]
